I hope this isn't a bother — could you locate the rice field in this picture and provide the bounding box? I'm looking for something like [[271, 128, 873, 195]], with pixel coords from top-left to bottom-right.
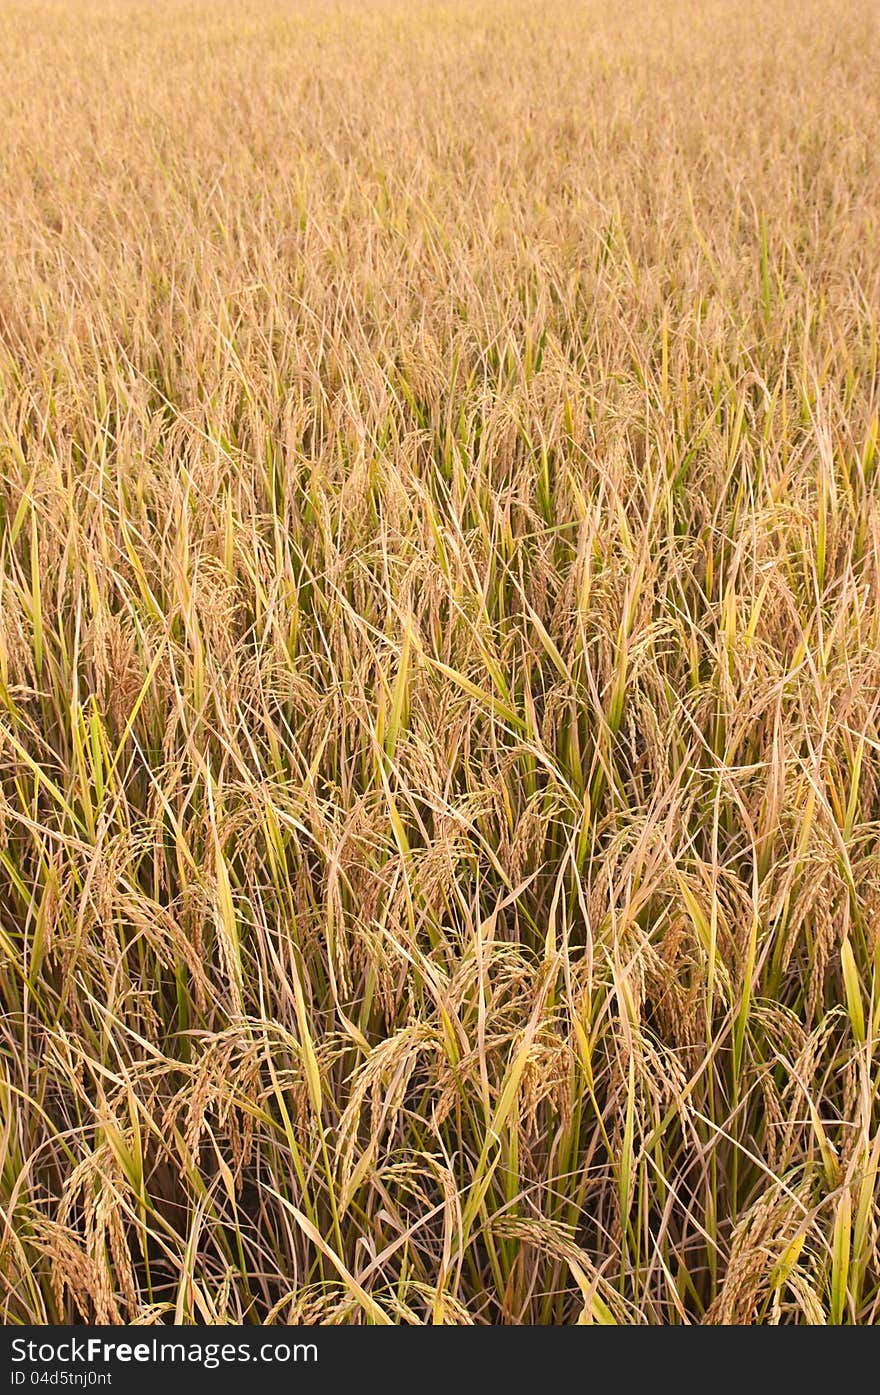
[[2, 0, 880, 1325]]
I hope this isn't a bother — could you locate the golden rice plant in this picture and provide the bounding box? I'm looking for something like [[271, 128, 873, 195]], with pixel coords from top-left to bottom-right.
[[1, 0, 880, 1324]]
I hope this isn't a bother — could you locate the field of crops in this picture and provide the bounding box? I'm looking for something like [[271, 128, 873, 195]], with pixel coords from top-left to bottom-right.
[[1, 0, 880, 1324]]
